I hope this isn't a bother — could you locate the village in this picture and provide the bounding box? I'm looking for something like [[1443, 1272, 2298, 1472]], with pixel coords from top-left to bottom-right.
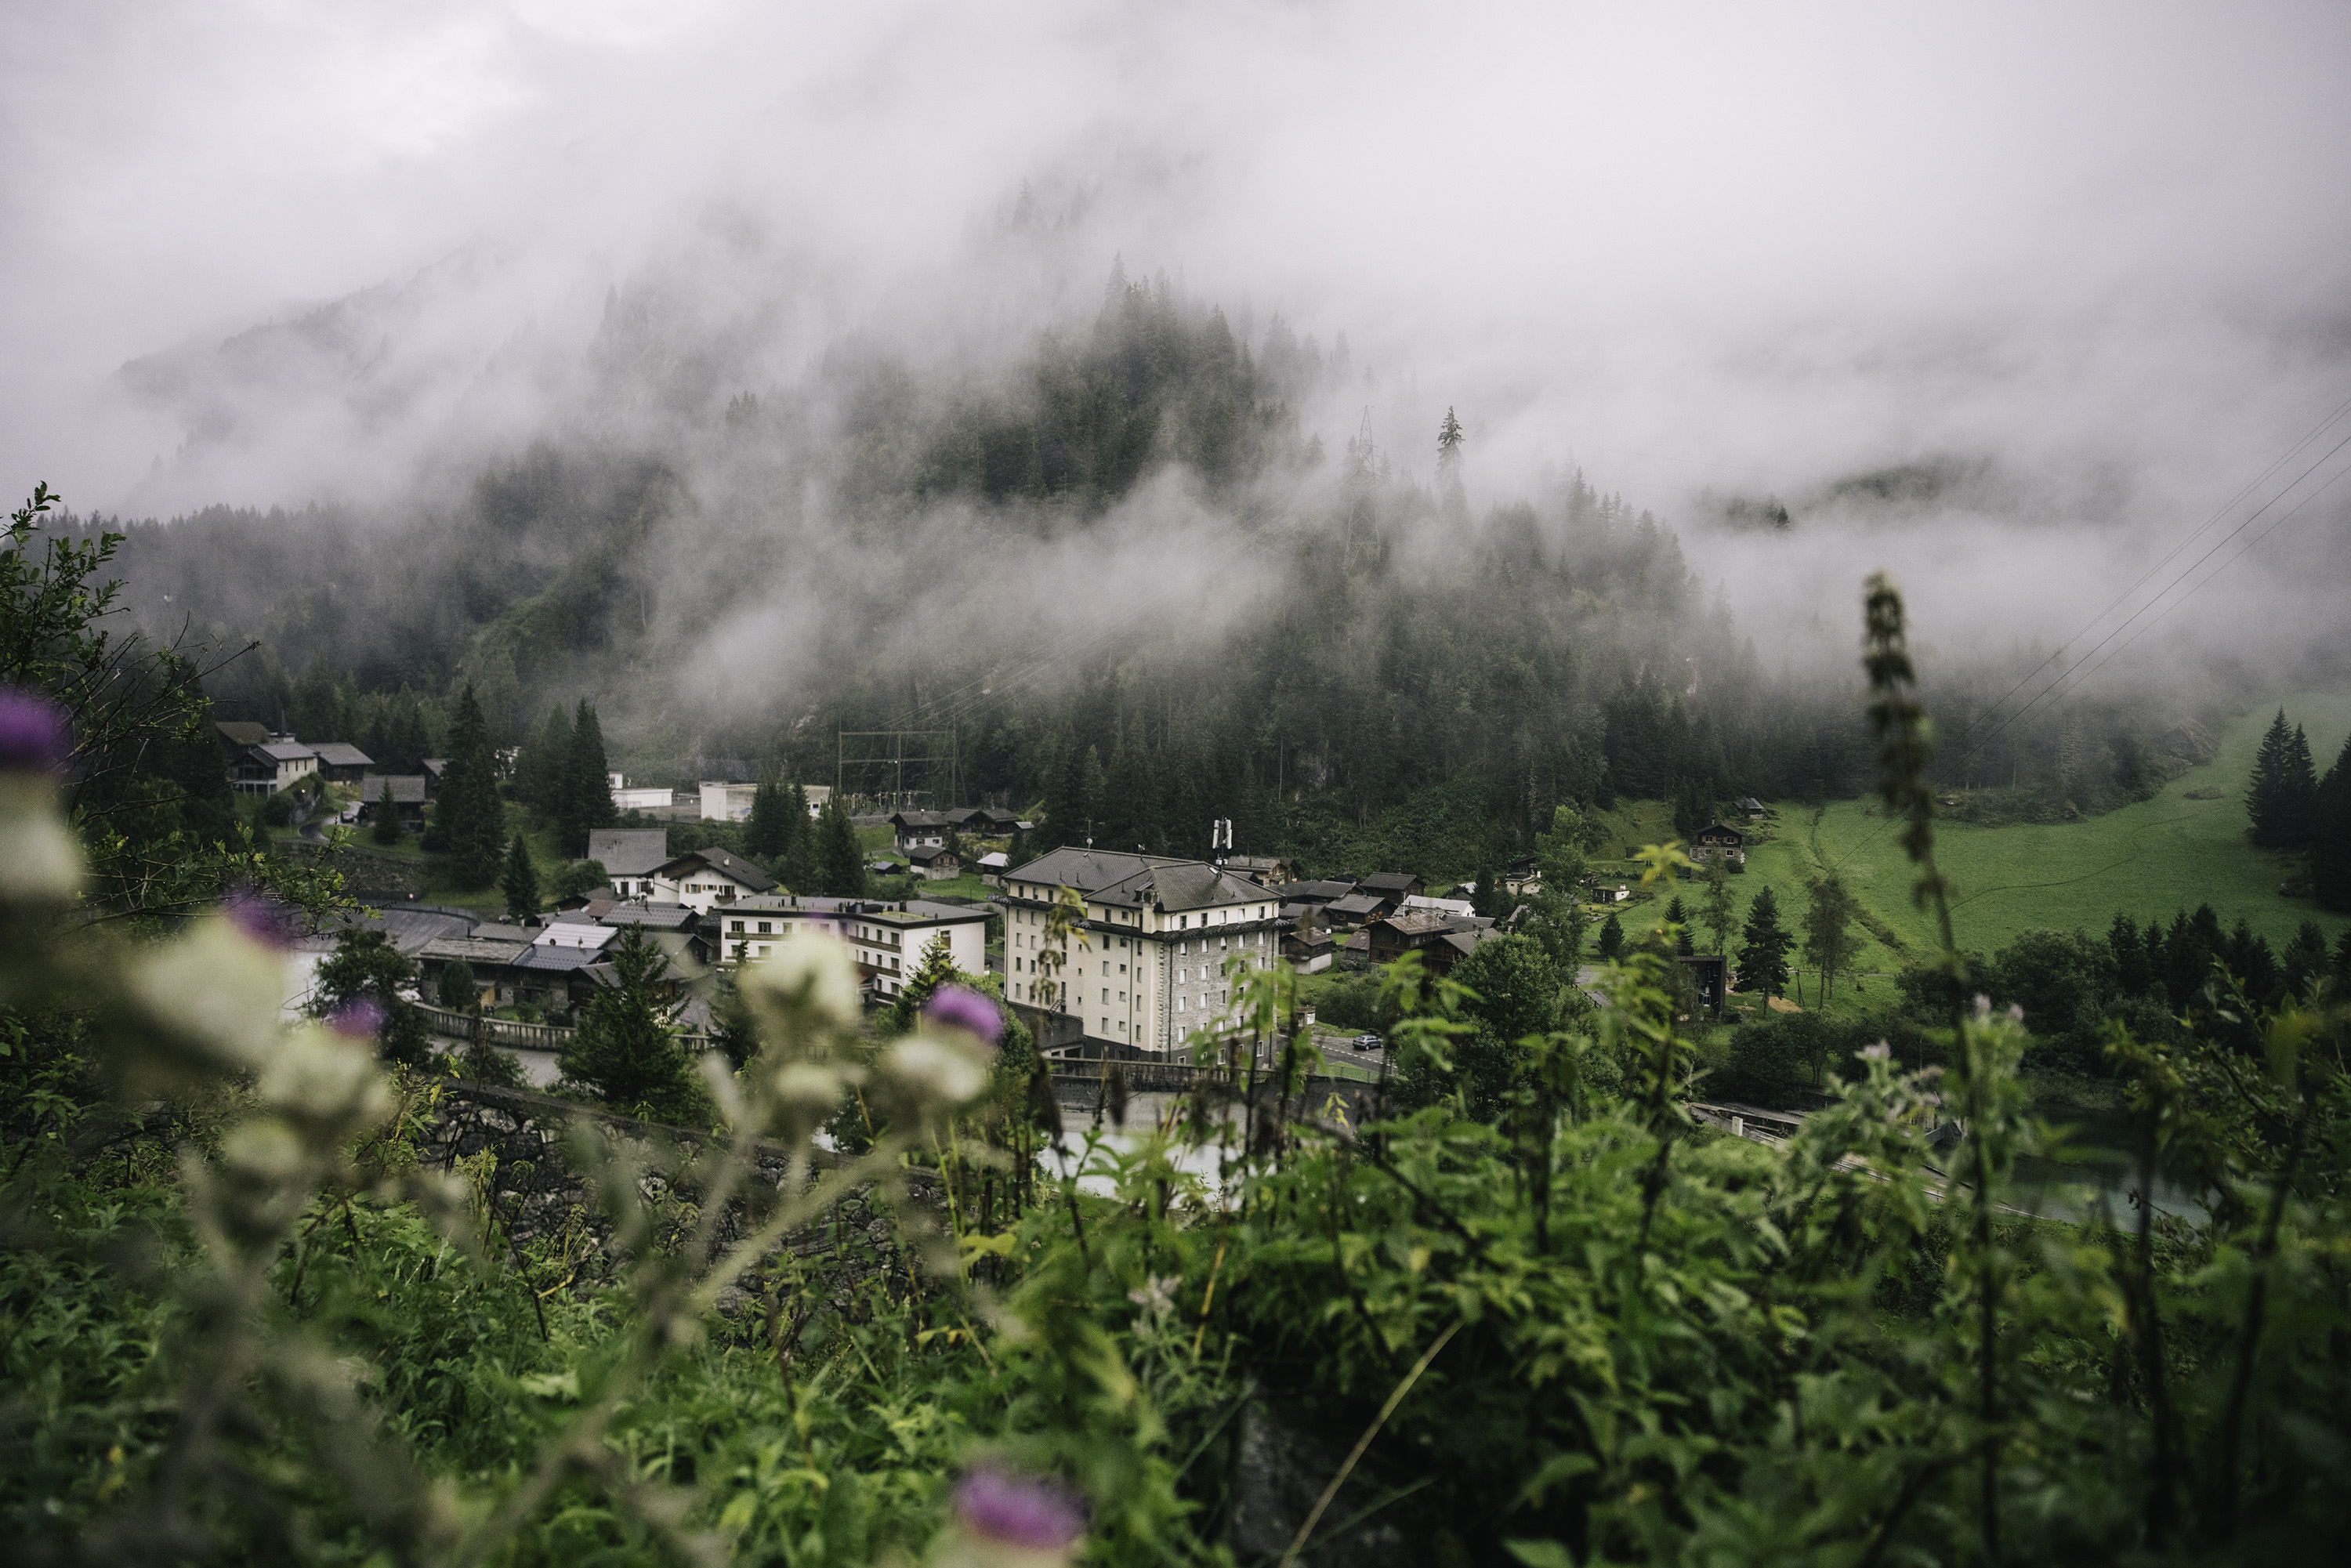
[[215, 721, 1769, 1071]]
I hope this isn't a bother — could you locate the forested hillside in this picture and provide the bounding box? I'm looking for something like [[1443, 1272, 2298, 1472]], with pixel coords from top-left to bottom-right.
[[60, 270, 2217, 869]]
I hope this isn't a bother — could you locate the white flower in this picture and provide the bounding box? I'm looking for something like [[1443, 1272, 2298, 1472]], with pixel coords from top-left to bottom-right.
[[741, 932, 861, 1033], [878, 1035, 991, 1109], [1127, 1274, 1179, 1321]]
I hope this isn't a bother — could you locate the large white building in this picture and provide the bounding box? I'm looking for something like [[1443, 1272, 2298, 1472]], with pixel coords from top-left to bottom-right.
[[708, 894, 991, 1001], [998, 848, 1282, 1056]]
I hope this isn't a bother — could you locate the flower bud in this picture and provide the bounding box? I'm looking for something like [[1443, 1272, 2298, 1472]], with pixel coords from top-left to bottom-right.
[[741, 932, 861, 1035], [0, 774, 81, 903], [930, 1465, 1085, 1568], [0, 686, 71, 775], [878, 1035, 991, 1110], [923, 984, 1002, 1046]]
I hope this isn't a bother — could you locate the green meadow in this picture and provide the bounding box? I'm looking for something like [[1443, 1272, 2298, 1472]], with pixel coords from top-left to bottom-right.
[[1722, 692, 2351, 1010]]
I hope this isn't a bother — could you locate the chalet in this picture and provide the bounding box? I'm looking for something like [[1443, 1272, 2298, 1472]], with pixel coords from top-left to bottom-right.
[[708, 894, 991, 1001], [997, 848, 1283, 1055], [356, 774, 428, 827], [645, 846, 779, 911], [1676, 954, 1729, 1016], [1403, 893, 1476, 918], [1431, 925, 1504, 976], [414, 920, 538, 1009], [1273, 879, 1354, 908], [889, 811, 951, 851], [1323, 891, 1389, 927], [1360, 871, 1425, 902], [1735, 797, 1769, 819], [1366, 910, 1451, 966], [309, 742, 374, 784], [945, 805, 1021, 836], [420, 759, 449, 796], [1690, 821, 1748, 867], [1282, 925, 1337, 973], [232, 738, 321, 796], [906, 845, 962, 882], [976, 851, 1012, 884], [587, 827, 672, 897]]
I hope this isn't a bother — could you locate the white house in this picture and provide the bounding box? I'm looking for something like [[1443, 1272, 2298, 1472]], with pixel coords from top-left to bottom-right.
[[607, 773, 675, 812], [645, 846, 780, 912], [587, 828, 672, 897], [710, 894, 991, 1001]]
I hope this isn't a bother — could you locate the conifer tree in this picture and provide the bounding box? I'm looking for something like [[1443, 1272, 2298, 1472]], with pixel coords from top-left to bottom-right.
[[817, 795, 868, 898], [371, 775, 402, 846], [2247, 708, 2320, 847], [559, 928, 697, 1121], [1596, 911, 1625, 961], [518, 704, 572, 818], [430, 683, 502, 888], [559, 700, 614, 856], [500, 834, 540, 924], [886, 931, 962, 1033], [781, 782, 819, 892], [745, 772, 789, 860], [1736, 884, 1793, 999], [1103, 737, 1162, 853], [2311, 732, 2351, 913]]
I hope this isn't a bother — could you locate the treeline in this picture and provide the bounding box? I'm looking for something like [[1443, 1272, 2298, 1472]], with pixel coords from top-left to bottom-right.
[[2247, 706, 2351, 909]]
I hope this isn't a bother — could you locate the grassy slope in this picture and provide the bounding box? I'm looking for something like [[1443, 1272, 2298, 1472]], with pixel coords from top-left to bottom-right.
[[1737, 695, 2351, 1013]]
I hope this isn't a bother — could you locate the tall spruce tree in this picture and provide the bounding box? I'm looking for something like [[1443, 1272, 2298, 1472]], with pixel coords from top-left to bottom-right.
[[781, 782, 819, 891], [518, 704, 572, 818], [2312, 732, 2351, 913], [2248, 708, 2320, 847], [559, 928, 697, 1121], [1736, 884, 1794, 1000], [371, 775, 402, 845], [559, 700, 615, 856], [431, 683, 502, 888], [500, 834, 540, 924], [817, 795, 868, 897], [745, 772, 790, 860], [1700, 862, 1737, 956], [1524, 805, 1590, 971]]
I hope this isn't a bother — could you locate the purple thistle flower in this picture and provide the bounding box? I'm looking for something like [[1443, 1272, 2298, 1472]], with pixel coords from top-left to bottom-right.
[[0, 686, 71, 774], [224, 890, 299, 951], [951, 1465, 1085, 1553], [924, 983, 1002, 1047], [326, 997, 387, 1039]]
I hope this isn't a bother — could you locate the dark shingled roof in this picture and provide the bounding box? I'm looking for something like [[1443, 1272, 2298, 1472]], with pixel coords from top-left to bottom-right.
[[1360, 871, 1421, 894], [309, 741, 372, 768], [216, 720, 270, 748], [1371, 910, 1451, 939], [360, 774, 427, 803], [652, 845, 778, 893], [587, 827, 672, 876], [1325, 893, 1387, 919], [1004, 848, 1268, 913]]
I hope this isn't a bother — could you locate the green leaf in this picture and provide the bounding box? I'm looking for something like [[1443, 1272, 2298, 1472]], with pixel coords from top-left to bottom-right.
[[1504, 1541, 1575, 1568]]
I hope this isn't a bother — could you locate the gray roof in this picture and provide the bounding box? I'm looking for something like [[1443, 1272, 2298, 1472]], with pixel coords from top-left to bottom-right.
[[587, 827, 671, 876], [1360, 871, 1421, 893], [467, 922, 538, 946], [309, 742, 373, 767], [360, 774, 427, 803], [1372, 911, 1451, 938], [889, 811, 950, 829], [421, 758, 448, 777], [418, 936, 533, 967], [718, 894, 991, 927], [652, 845, 778, 893], [907, 845, 958, 865], [1004, 848, 1268, 913], [332, 906, 473, 956], [513, 945, 607, 973], [255, 741, 317, 762], [1326, 893, 1388, 918], [216, 720, 269, 748], [1275, 880, 1353, 903], [598, 900, 699, 932]]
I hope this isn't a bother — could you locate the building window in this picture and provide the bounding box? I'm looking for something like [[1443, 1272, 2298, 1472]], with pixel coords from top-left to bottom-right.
[[730, 921, 745, 932]]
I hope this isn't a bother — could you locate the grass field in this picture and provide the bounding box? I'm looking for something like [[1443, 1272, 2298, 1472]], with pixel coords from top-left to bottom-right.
[[1726, 693, 2351, 1012]]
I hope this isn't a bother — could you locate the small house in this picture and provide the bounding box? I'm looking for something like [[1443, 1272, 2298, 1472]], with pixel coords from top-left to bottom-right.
[[1690, 821, 1747, 868], [889, 811, 951, 852], [907, 845, 962, 882], [645, 846, 780, 912], [1282, 926, 1336, 973], [356, 774, 428, 827], [309, 742, 374, 784]]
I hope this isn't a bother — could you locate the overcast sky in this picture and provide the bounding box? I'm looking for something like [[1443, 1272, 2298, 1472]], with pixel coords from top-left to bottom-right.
[[5, 1, 2349, 679]]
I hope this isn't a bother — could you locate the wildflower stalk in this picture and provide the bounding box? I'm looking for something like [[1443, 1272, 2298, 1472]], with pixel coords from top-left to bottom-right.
[[1862, 573, 1998, 1562]]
